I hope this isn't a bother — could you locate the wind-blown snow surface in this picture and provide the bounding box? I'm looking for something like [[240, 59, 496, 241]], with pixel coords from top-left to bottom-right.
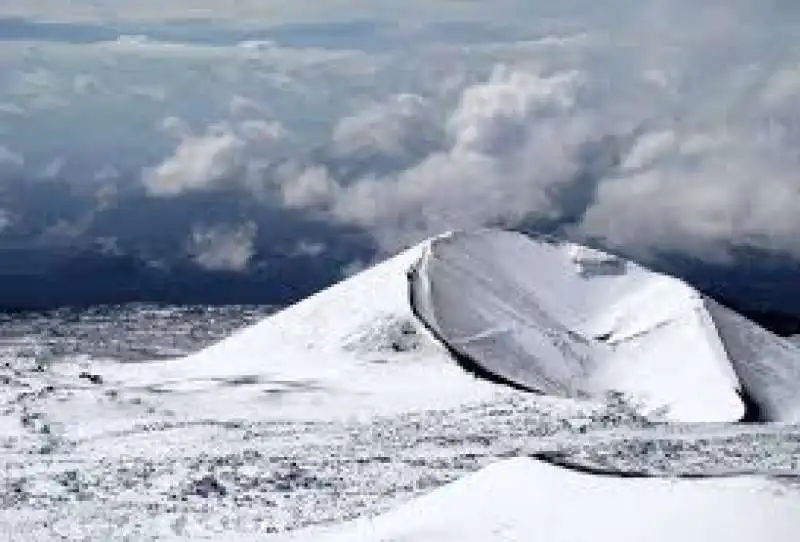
[[410, 230, 800, 423], [273, 457, 800, 542]]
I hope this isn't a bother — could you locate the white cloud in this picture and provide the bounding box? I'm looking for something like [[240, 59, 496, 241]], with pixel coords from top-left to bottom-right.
[[0, 145, 24, 168], [160, 117, 193, 140], [291, 240, 326, 257], [332, 94, 441, 160], [277, 165, 341, 210], [0, 209, 14, 232], [38, 157, 66, 179], [187, 222, 257, 272], [278, 66, 605, 250], [8, 69, 69, 110], [0, 103, 25, 116], [143, 124, 243, 197], [93, 236, 123, 256], [143, 112, 287, 197], [447, 67, 583, 155], [238, 119, 286, 143], [73, 74, 103, 95], [619, 130, 677, 172], [229, 95, 273, 119], [762, 65, 800, 107]]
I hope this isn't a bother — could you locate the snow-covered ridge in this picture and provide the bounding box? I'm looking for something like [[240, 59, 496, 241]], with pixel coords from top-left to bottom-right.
[[409, 229, 800, 423]]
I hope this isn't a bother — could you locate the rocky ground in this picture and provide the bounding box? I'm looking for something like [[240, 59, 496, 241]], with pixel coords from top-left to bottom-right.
[[0, 305, 799, 541]]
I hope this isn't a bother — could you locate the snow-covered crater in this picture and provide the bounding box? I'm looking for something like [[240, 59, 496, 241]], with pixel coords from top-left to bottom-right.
[[409, 230, 800, 423]]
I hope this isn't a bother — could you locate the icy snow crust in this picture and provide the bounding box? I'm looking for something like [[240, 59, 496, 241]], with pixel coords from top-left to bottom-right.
[[410, 229, 800, 423], [277, 456, 800, 542]]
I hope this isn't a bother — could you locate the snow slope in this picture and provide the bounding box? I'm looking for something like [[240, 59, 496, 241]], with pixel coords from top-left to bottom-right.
[[273, 456, 800, 542], [95, 235, 506, 425], [410, 230, 800, 422]]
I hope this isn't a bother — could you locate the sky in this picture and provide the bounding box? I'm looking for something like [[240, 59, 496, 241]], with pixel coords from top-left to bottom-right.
[[1, 1, 800, 311]]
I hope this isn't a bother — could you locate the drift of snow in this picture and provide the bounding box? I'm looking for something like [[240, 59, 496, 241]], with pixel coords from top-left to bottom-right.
[[272, 456, 800, 542], [410, 230, 800, 423]]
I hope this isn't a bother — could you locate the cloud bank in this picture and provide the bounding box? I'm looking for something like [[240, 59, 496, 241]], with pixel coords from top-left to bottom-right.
[[1, 1, 800, 309], [188, 222, 257, 272], [266, 43, 800, 263]]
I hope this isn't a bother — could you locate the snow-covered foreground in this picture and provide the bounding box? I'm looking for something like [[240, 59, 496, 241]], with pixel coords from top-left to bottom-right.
[[2, 229, 800, 540], [5, 350, 800, 541], [274, 456, 800, 542]]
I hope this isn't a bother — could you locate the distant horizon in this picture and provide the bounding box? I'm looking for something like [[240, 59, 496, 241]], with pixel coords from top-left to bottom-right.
[[1, 231, 800, 345]]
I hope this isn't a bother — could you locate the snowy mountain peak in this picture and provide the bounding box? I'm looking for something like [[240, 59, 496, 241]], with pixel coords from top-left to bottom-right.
[[108, 228, 800, 424]]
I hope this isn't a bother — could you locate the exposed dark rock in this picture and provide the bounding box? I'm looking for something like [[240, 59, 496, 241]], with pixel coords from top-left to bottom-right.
[[189, 475, 228, 498], [78, 372, 104, 385]]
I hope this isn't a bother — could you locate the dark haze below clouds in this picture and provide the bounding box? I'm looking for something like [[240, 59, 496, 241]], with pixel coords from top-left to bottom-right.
[[2, 2, 800, 319], [0, 173, 378, 310]]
